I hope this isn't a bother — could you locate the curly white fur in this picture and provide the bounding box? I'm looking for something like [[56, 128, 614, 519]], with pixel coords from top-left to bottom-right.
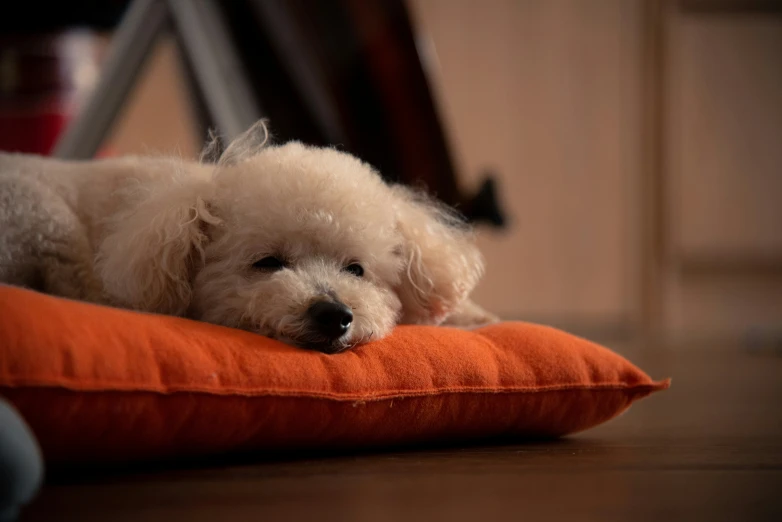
[[0, 121, 496, 352]]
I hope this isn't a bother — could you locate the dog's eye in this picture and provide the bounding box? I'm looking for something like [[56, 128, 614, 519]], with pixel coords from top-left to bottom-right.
[[252, 256, 285, 271], [343, 263, 364, 277]]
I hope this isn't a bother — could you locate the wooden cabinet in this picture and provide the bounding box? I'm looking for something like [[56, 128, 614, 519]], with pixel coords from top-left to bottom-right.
[[663, 8, 782, 336], [411, 0, 782, 339]]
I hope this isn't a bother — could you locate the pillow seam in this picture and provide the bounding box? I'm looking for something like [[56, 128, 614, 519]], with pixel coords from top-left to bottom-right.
[[0, 379, 670, 401]]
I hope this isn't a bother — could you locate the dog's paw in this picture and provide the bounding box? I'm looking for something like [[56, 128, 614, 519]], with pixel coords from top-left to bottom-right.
[[441, 299, 500, 330]]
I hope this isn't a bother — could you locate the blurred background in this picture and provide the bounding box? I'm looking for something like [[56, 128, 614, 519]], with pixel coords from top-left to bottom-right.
[[1, 0, 780, 346]]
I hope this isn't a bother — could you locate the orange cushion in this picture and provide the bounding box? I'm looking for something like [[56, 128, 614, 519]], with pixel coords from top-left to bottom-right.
[[0, 285, 668, 464]]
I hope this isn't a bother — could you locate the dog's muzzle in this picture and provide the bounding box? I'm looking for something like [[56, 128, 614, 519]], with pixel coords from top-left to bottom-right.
[[304, 300, 353, 350]]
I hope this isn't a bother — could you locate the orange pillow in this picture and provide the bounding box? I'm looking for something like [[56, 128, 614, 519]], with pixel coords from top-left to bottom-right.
[[0, 285, 668, 464]]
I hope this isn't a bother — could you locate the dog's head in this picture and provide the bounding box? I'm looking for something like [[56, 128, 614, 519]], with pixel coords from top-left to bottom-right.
[[98, 123, 483, 353]]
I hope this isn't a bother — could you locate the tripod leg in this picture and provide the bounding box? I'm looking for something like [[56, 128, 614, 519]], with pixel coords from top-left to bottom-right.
[[167, 0, 261, 141], [53, 0, 169, 159]]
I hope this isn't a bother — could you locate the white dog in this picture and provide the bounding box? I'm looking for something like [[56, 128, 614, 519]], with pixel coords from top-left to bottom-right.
[[0, 122, 496, 352]]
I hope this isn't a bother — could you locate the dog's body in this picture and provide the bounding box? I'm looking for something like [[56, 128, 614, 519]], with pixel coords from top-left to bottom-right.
[[0, 153, 203, 302], [0, 124, 496, 352]]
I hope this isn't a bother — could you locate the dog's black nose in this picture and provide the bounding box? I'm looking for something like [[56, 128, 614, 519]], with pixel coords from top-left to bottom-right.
[[306, 301, 353, 340]]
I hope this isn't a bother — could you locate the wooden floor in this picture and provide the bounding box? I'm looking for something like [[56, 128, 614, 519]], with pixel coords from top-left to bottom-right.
[[20, 340, 782, 522]]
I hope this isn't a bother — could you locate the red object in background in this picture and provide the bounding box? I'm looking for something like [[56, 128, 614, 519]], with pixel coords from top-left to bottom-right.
[[0, 102, 69, 155], [0, 31, 101, 155]]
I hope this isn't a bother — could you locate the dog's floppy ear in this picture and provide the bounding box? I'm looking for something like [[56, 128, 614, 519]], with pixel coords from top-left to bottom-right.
[[392, 185, 484, 325], [96, 175, 220, 315]]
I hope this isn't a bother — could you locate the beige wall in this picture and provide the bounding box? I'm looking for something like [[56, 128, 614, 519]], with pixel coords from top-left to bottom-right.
[[410, 0, 645, 329], [105, 37, 199, 159]]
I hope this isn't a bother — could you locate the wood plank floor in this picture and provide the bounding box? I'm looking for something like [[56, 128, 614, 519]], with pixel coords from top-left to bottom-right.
[[20, 340, 782, 522]]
